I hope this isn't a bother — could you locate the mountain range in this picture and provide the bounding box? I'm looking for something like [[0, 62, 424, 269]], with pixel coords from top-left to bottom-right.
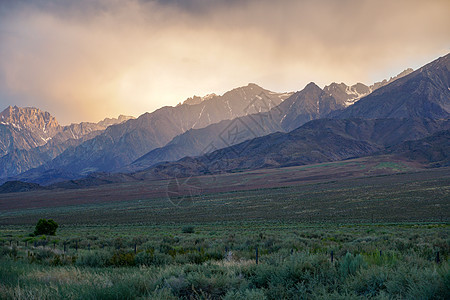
[[0, 85, 290, 181], [0, 53, 448, 188]]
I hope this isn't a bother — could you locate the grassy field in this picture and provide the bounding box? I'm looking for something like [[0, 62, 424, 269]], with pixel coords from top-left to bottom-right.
[[0, 222, 449, 299], [0, 159, 449, 299]]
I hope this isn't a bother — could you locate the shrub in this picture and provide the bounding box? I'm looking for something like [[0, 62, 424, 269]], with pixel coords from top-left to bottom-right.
[[153, 253, 173, 266], [135, 250, 171, 267], [0, 246, 17, 258], [224, 289, 267, 300], [148, 288, 178, 300], [77, 251, 111, 267], [164, 275, 190, 297], [338, 252, 367, 278], [184, 270, 234, 298], [135, 250, 154, 266], [110, 251, 136, 267], [351, 266, 388, 297], [34, 219, 58, 236], [35, 248, 56, 261], [182, 226, 195, 234], [186, 251, 208, 264]]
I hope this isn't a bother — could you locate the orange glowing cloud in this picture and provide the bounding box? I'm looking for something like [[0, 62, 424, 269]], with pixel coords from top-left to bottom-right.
[[0, 0, 449, 124]]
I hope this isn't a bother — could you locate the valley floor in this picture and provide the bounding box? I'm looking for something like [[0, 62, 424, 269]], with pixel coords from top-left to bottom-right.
[[0, 157, 448, 225]]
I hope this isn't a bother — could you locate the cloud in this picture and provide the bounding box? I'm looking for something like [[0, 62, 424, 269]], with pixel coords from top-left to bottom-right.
[[0, 0, 449, 124]]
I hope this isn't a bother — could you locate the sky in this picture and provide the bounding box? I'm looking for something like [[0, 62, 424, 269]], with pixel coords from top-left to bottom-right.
[[0, 0, 449, 124]]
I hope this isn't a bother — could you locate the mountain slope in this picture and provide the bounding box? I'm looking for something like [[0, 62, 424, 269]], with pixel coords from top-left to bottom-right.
[[336, 54, 449, 119], [133, 118, 449, 180], [386, 129, 450, 167], [124, 112, 283, 173]]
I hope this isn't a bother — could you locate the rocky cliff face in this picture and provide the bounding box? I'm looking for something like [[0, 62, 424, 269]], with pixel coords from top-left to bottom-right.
[[0, 106, 61, 156], [323, 82, 371, 107], [0, 106, 61, 136]]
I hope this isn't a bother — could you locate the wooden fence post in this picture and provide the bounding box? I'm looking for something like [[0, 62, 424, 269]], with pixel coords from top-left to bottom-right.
[[331, 250, 334, 263], [255, 246, 259, 265]]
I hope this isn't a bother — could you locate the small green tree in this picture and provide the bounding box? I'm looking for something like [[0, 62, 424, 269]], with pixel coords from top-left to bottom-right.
[[34, 219, 58, 236]]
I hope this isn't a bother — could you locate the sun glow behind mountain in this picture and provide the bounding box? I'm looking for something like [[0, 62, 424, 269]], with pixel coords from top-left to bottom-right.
[[0, 0, 449, 124]]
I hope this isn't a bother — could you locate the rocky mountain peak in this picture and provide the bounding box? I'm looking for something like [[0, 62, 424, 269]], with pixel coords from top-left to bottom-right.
[[322, 67, 417, 108], [227, 83, 263, 94], [182, 93, 218, 106], [96, 115, 135, 128], [0, 106, 60, 135], [323, 82, 371, 106], [303, 82, 321, 91]]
